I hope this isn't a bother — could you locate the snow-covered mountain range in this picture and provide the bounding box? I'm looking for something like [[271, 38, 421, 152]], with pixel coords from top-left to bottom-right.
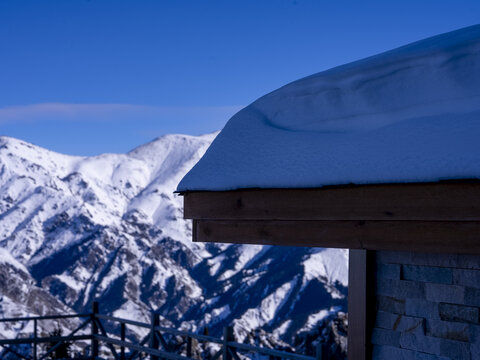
[[0, 134, 347, 350]]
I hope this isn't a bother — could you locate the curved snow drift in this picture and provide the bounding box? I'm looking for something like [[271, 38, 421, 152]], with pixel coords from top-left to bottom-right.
[[178, 25, 480, 191]]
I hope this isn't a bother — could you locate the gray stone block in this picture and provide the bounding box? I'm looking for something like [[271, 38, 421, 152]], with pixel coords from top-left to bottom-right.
[[376, 251, 460, 268], [410, 253, 460, 268], [372, 345, 416, 360], [398, 317, 425, 334], [453, 269, 480, 287], [399, 333, 442, 354], [375, 311, 424, 333], [438, 303, 479, 323], [376, 251, 478, 269], [425, 283, 465, 304], [414, 353, 451, 360], [377, 263, 401, 280], [469, 324, 480, 343], [456, 254, 480, 270], [472, 341, 480, 360], [465, 287, 480, 307], [377, 278, 425, 299], [371, 328, 401, 346], [375, 311, 400, 330], [397, 317, 424, 334], [405, 299, 440, 320], [377, 295, 406, 314], [426, 319, 469, 342], [439, 339, 470, 360], [402, 265, 452, 284], [376, 251, 413, 265]]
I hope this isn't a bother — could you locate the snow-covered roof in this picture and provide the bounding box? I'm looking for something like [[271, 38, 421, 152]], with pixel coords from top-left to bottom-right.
[[178, 25, 480, 192]]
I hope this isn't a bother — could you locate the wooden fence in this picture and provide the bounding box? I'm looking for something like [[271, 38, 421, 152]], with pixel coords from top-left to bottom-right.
[[0, 302, 322, 360]]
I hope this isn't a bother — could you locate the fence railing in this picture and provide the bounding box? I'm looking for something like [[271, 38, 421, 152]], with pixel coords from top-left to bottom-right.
[[0, 302, 322, 360]]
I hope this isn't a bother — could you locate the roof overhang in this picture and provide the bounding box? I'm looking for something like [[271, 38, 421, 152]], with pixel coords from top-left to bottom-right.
[[182, 181, 480, 254]]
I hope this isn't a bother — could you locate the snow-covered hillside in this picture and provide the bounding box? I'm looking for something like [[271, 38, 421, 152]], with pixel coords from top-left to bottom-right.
[[0, 134, 347, 346]]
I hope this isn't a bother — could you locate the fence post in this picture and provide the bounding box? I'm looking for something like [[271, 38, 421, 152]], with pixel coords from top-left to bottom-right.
[[186, 336, 192, 358], [150, 312, 160, 360], [222, 326, 234, 360], [202, 327, 209, 360], [33, 318, 37, 360], [91, 301, 99, 359], [121, 322, 126, 360], [315, 342, 322, 360]]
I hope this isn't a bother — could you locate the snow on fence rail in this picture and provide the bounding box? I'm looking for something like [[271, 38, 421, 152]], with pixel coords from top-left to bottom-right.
[[0, 302, 322, 360]]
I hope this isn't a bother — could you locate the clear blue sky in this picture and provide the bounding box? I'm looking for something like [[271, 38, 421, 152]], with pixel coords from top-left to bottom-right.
[[1, 0, 479, 156]]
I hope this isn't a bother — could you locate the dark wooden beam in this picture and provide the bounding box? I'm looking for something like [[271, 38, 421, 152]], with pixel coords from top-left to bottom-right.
[[193, 220, 480, 254], [184, 183, 480, 221]]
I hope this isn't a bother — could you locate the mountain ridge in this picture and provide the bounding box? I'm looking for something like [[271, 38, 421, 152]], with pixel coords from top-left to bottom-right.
[[0, 134, 347, 351]]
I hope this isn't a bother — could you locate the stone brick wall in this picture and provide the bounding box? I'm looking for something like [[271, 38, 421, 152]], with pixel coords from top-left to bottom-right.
[[371, 251, 480, 360]]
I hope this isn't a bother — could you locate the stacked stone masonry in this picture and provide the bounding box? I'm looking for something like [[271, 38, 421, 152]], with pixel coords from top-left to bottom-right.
[[372, 251, 480, 360]]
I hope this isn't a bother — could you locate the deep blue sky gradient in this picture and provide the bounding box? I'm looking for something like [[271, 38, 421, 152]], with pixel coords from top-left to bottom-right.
[[1, 0, 479, 155]]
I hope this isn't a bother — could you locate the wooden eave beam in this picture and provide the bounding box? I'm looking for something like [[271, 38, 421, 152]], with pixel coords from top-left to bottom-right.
[[192, 219, 480, 254], [183, 182, 480, 253], [184, 183, 480, 221]]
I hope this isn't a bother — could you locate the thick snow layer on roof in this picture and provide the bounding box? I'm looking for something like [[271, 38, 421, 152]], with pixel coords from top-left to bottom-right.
[[178, 25, 480, 191]]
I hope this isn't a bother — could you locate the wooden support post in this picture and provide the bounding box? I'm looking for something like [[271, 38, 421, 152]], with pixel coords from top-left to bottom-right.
[[33, 318, 37, 360], [91, 301, 99, 359], [120, 322, 126, 360], [186, 336, 193, 358], [150, 312, 160, 360], [348, 249, 373, 360], [222, 326, 234, 360]]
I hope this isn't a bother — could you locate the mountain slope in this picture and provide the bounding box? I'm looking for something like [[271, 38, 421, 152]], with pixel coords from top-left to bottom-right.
[[0, 134, 348, 346]]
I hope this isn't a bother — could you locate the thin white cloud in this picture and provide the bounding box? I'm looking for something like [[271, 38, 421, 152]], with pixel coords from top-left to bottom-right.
[[0, 103, 243, 124]]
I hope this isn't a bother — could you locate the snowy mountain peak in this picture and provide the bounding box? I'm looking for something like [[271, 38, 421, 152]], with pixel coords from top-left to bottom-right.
[[0, 133, 347, 351], [0, 134, 216, 262]]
